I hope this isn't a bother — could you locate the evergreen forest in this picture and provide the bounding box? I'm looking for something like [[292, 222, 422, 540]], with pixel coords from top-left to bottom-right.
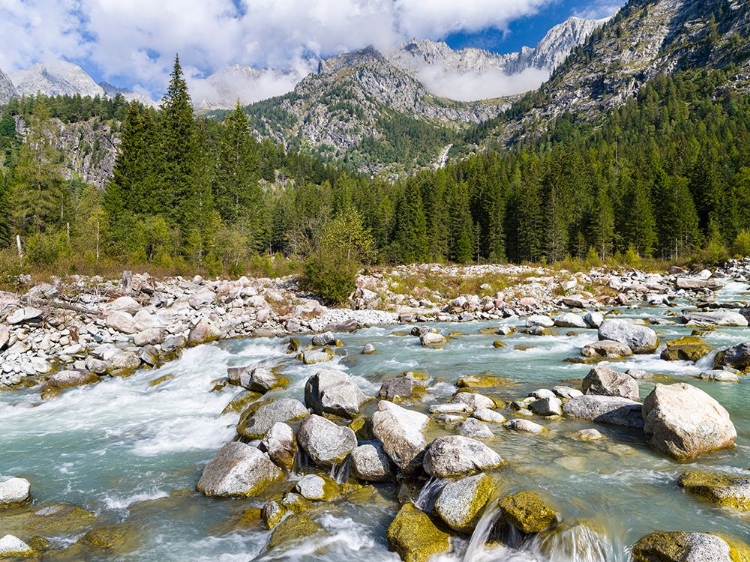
[[1, 55, 750, 299]]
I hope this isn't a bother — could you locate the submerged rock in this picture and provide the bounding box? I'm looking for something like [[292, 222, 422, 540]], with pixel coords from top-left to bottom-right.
[[458, 417, 494, 438], [305, 369, 370, 418], [642, 383, 736, 461], [598, 320, 658, 354], [298, 414, 357, 468], [582, 365, 639, 401], [387, 503, 450, 562], [266, 513, 325, 551], [435, 473, 495, 533], [197, 442, 283, 497], [507, 419, 545, 433], [423, 435, 503, 478], [372, 401, 429, 475], [678, 470, 750, 510]]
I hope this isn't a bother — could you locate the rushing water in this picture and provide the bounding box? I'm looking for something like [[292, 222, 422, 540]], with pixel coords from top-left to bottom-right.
[[1, 284, 750, 561]]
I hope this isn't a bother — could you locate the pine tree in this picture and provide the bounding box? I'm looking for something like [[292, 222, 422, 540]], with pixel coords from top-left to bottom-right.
[[448, 181, 474, 263], [157, 54, 199, 239], [391, 179, 427, 263]]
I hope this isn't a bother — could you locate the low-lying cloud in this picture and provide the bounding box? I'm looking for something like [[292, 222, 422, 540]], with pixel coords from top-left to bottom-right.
[[0, 0, 563, 100], [413, 64, 551, 102]]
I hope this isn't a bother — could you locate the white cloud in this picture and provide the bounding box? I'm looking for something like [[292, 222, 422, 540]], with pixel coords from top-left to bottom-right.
[[0, 0, 560, 100], [414, 65, 550, 102], [573, 2, 622, 21]]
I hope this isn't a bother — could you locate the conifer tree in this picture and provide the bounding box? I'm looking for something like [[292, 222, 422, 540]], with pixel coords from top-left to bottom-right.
[[157, 54, 199, 238], [391, 179, 427, 263]]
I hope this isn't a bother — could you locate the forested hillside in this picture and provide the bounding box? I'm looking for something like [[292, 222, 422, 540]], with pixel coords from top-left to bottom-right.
[[0, 0, 749, 297]]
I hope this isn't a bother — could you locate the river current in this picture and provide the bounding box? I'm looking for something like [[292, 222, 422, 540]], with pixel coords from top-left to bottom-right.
[[1, 282, 749, 561]]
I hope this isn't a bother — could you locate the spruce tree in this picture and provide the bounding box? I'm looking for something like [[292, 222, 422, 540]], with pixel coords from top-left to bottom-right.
[[157, 54, 199, 239]]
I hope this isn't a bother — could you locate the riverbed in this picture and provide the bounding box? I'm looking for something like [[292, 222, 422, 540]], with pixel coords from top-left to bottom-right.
[[1, 282, 749, 561]]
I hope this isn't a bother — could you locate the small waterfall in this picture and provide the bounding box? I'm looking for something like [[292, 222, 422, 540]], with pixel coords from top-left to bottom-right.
[[537, 523, 626, 562], [462, 501, 501, 561], [695, 349, 720, 370], [414, 477, 446, 513], [330, 458, 350, 484]]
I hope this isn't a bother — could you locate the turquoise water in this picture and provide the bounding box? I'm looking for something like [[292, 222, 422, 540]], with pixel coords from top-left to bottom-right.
[[1, 285, 749, 561]]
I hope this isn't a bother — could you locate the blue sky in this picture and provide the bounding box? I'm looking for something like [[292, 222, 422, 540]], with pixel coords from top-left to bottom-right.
[[0, 0, 624, 102]]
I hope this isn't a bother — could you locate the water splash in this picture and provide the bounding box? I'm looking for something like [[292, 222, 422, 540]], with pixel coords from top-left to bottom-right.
[[414, 477, 446, 513], [695, 349, 720, 370]]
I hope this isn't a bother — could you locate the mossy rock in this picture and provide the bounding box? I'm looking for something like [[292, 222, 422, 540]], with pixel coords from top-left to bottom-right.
[[266, 513, 325, 551], [435, 473, 495, 533], [26, 536, 50, 551], [221, 390, 263, 415], [261, 501, 287, 530], [80, 524, 129, 549], [632, 531, 750, 562], [661, 337, 712, 362], [148, 374, 175, 387], [287, 338, 301, 353], [235, 507, 263, 529], [403, 371, 430, 381], [0, 503, 96, 539], [678, 470, 750, 510], [492, 340, 507, 349], [457, 375, 513, 389], [498, 491, 559, 535], [281, 492, 314, 514], [349, 417, 373, 441], [386, 503, 451, 562], [479, 327, 499, 335], [295, 474, 340, 502], [391, 331, 410, 337]]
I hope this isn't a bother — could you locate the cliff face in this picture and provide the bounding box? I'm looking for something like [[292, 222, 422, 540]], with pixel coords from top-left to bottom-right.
[[0, 68, 18, 105], [493, 0, 750, 143]]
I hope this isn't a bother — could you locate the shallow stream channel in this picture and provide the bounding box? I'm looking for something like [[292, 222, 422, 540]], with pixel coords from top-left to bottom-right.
[[1, 282, 749, 561]]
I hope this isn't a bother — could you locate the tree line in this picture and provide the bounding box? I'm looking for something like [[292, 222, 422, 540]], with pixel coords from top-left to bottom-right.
[[0, 57, 749, 300]]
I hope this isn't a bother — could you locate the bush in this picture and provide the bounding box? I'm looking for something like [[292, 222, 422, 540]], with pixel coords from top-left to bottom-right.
[[303, 254, 358, 305], [731, 230, 750, 258]]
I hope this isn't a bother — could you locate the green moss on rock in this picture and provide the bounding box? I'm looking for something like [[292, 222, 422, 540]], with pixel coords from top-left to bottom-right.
[[386, 502, 451, 562], [267, 513, 324, 551], [678, 470, 750, 510], [498, 491, 559, 534], [457, 375, 513, 389], [661, 337, 712, 362]]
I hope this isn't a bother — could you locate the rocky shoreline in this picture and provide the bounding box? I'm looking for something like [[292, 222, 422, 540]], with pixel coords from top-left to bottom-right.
[[1, 259, 750, 559], [0, 259, 749, 391]]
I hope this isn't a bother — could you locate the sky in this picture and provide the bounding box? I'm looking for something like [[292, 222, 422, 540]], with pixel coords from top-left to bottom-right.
[[0, 0, 624, 104]]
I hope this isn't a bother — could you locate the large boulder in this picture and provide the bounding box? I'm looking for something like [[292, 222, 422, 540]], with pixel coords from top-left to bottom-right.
[[350, 442, 396, 482], [562, 395, 644, 428], [581, 340, 633, 359], [660, 336, 712, 362], [631, 532, 738, 562], [196, 442, 283, 497], [227, 365, 284, 393], [237, 398, 309, 440], [678, 470, 750, 511], [372, 401, 429, 475], [304, 369, 370, 418], [598, 320, 658, 354], [0, 478, 30, 508], [582, 365, 639, 401], [434, 473, 494, 533], [302, 349, 333, 365], [680, 310, 748, 327], [108, 296, 141, 314], [40, 370, 100, 398], [642, 383, 736, 460], [720, 341, 750, 372], [422, 436, 503, 478], [297, 415, 357, 468], [386, 503, 450, 562]]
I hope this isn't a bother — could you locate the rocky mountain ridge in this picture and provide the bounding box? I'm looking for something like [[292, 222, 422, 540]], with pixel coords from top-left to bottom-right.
[[0, 69, 18, 105], [491, 0, 750, 144]]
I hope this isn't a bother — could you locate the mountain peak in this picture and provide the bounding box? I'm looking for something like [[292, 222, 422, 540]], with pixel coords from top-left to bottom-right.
[[11, 60, 105, 98]]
